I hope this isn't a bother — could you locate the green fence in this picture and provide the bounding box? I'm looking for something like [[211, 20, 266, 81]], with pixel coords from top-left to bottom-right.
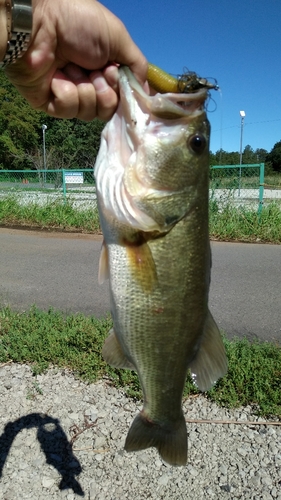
[[0, 169, 96, 210], [1, 165, 281, 214], [210, 163, 266, 214]]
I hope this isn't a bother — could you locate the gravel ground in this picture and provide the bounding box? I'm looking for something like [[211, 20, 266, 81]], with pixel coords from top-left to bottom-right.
[[0, 363, 280, 500]]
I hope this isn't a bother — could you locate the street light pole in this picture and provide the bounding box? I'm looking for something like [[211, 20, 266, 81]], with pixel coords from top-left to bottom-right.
[[238, 110, 245, 196]]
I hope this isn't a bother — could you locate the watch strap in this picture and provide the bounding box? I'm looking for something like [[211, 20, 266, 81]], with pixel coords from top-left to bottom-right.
[[1, 0, 32, 67]]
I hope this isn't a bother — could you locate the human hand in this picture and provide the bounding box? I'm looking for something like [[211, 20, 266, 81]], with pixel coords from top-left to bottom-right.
[[4, 0, 147, 121]]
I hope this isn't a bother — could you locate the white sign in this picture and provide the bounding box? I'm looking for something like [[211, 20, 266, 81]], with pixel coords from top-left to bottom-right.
[[65, 172, 84, 184]]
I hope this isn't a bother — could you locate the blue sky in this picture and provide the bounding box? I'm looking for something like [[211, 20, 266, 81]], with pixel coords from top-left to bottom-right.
[[102, 0, 281, 154]]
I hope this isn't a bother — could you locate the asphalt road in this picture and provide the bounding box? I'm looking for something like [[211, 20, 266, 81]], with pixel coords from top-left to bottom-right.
[[0, 228, 280, 343]]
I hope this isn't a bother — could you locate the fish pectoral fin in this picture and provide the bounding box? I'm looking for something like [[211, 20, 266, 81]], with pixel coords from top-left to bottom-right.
[[102, 329, 135, 370], [125, 237, 158, 294], [189, 310, 228, 392], [98, 240, 109, 284], [125, 412, 187, 466]]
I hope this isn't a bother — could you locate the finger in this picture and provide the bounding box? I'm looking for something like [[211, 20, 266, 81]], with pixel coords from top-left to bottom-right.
[[63, 64, 98, 121], [109, 22, 148, 85], [124, 54, 148, 87], [94, 3, 148, 85], [47, 65, 100, 120], [91, 70, 119, 121], [47, 69, 80, 118], [103, 64, 119, 92]]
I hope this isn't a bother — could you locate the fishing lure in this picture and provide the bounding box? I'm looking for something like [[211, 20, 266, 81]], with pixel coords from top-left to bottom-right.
[[147, 63, 219, 94]]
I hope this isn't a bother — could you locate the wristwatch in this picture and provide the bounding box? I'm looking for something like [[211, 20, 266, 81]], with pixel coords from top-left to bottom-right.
[[0, 0, 33, 67]]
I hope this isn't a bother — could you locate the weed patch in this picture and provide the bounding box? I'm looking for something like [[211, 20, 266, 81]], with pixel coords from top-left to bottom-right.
[[0, 306, 280, 418], [1, 196, 281, 243], [0, 196, 100, 232], [209, 201, 281, 243]]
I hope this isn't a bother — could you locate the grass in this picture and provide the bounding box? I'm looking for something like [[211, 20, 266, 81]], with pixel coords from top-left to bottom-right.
[[210, 174, 281, 190], [209, 200, 281, 243], [0, 196, 100, 233], [1, 195, 281, 243], [0, 306, 280, 419], [0, 194, 280, 418]]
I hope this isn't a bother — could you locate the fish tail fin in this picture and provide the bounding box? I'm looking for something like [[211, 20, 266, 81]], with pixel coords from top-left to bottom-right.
[[189, 309, 228, 392], [124, 412, 187, 466]]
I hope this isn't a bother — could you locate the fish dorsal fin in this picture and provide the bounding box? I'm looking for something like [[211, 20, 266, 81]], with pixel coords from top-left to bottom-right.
[[189, 310, 228, 392], [102, 329, 135, 370], [98, 240, 109, 285]]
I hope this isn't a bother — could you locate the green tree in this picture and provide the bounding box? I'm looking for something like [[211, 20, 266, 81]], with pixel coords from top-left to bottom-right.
[[209, 151, 216, 166], [212, 149, 239, 166], [0, 70, 43, 169], [242, 144, 256, 164], [266, 141, 281, 173], [41, 117, 105, 170], [1, 69, 105, 170], [255, 148, 268, 163]]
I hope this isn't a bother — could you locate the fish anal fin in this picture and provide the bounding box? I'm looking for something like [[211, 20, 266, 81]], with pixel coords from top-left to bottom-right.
[[102, 329, 134, 370], [125, 412, 187, 466], [189, 310, 228, 392], [123, 234, 158, 294], [98, 240, 109, 285]]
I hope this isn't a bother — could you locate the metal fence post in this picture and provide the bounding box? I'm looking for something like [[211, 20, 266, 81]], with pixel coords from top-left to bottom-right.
[[258, 163, 265, 217], [62, 169, 66, 204]]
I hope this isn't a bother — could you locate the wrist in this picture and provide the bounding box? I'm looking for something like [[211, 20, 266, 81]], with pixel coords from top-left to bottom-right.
[[0, 0, 33, 67], [0, 0, 7, 62]]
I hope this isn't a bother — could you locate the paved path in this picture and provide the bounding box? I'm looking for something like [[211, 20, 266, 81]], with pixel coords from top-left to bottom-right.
[[0, 228, 280, 342]]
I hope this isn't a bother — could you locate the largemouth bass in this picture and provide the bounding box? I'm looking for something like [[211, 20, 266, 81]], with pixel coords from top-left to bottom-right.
[[94, 66, 227, 466]]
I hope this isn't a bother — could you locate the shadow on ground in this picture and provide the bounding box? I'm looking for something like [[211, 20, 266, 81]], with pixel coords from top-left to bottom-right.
[[0, 413, 84, 496]]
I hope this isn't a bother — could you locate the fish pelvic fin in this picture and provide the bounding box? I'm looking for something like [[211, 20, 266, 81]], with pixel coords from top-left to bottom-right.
[[124, 412, 187, 466], [189, 309, 228, 392], [102, 329, 135, 370]]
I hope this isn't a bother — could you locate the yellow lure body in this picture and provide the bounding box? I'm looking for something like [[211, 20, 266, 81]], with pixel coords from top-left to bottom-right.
[[147, 63, 178, 93], [147, 63, 219, 94]]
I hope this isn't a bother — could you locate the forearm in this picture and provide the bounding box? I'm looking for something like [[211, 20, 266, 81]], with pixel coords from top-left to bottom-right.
[[0, 0, 7, 62]]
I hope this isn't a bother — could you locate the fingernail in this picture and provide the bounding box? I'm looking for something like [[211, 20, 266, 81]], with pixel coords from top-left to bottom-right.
[[93, 76, 109, 93]]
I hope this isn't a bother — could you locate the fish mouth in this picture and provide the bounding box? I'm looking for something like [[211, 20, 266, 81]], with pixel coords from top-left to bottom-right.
[[118, 66, 208, 156], [119, 66, 208, 122]]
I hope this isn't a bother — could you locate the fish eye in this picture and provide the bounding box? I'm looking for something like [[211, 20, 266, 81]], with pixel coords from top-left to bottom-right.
[[188, 134, 206, 154]]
